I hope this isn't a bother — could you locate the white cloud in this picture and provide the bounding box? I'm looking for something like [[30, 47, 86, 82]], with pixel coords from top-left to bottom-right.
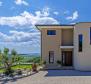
[[15, 0, 29, 6], [0, 7, 59, 53], [0, 1, 3, 6], [53, 11, 59, 15], [0, 11, 59, 27], [66, 11, 79, 21], [42, 7, 50, 17], [0, 8, 59, 45], [35, 11, 42, 17], [0, 42, 40, 54], [0, 30, 40, 42], [35, 7, 50, 17]]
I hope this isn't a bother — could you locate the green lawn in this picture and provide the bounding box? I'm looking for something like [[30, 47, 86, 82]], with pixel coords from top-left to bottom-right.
[[0, 64, 32, 73], [0, 68, 4, 73], [12, 64, 32, 70]]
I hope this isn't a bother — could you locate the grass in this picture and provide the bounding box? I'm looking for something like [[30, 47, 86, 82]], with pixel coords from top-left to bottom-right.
[[0, 64, 32, 73], [12, 64, 32, 70], [0, 68, 4, 73]]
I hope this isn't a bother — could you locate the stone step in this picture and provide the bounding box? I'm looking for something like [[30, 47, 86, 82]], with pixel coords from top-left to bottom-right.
[[43, 65, 74, 70]]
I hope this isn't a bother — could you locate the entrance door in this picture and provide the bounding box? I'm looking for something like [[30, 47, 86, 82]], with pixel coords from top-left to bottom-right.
[[62, 51, 73, 66]]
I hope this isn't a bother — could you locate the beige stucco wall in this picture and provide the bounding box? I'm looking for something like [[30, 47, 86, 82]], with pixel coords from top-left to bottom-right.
[[62, 29, 73, 46], [74, 23, 91, 71], [41, 28, 61, 65]]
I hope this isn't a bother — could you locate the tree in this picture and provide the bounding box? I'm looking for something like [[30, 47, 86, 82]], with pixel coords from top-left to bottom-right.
[[0, 49, 2, 67], [0, 48, 21, 76]]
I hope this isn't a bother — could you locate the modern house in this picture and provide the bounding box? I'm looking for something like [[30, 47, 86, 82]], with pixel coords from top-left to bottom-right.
[[36, 22, 91, 71]]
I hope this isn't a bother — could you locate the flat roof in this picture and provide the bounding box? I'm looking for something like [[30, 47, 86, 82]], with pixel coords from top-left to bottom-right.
[[35, 22, 91, 30], [36, 24, 74, 30], [36, 24, 74, 26]]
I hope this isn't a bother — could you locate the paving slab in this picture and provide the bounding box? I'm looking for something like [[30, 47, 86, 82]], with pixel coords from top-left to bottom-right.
[[1, 70, 91, 84]]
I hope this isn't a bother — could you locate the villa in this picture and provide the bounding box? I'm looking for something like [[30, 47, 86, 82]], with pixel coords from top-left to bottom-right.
[[36, 22, 91, 71]]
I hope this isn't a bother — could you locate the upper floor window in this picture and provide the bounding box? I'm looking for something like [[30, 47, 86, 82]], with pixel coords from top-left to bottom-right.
[[47, 30, 56, 35], [78, 34, 83, 52], [90, 27, 91, 44]]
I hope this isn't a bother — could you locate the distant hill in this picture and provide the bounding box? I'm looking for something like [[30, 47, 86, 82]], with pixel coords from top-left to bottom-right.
[[18, 53, 40, 57]]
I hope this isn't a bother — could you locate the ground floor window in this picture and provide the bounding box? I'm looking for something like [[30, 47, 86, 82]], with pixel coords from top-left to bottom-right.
[[49, 51, 54, 63]]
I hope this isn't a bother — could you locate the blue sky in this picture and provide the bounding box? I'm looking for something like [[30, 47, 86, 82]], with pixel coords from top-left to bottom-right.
[[0, 0, 91, 54]]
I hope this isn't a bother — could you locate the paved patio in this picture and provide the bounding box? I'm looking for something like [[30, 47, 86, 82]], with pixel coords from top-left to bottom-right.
[[1, 70, 91, 84]]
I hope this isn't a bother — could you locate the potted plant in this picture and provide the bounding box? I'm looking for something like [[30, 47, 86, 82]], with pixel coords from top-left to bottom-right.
[[32, 63, 38, 72], [57, 60, 61, 67]]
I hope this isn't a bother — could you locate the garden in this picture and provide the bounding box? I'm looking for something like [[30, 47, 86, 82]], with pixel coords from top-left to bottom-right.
[[0, 48, 41, 80]]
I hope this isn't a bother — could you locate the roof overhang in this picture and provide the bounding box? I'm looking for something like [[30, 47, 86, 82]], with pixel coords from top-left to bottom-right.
[[35, 24, 74, 31]]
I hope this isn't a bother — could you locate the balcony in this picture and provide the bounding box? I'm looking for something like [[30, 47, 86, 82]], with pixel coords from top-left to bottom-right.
[[60, 45, 74, 49]]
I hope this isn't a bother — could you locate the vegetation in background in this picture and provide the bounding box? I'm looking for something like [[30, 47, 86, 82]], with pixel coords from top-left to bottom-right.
[[26, 57, 40, 63], [0, 64, 32, 73], [0, 48, 40, 75], [0, 48, 23, 75]]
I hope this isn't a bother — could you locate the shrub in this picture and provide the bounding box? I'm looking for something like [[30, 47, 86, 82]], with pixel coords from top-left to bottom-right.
[[4, 68, 14, 76], [57, 60, 61, 65], [43, 61, 46, 65], [32, 63, 37, 72]]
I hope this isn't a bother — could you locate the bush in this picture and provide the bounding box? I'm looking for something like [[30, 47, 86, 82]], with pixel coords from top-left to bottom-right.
[[43, 61, 46, 65], [32, 63, 38, 72], [57, 60, 61, 65], [4, 68, 14, 76]]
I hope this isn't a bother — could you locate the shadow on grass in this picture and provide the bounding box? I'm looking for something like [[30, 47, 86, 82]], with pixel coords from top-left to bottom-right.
[[45, 70, 91, 77], [0, 72, 38, 84]]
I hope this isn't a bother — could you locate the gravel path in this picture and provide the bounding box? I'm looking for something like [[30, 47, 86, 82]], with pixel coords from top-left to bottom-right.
[[1, 70, 91, 84]]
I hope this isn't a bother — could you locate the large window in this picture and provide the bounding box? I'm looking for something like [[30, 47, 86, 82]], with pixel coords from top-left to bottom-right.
[[78, 34, 83, 52], [47, 30, 56, 35], [49, 51, 54, 63], [90, 27, 91, 44]]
